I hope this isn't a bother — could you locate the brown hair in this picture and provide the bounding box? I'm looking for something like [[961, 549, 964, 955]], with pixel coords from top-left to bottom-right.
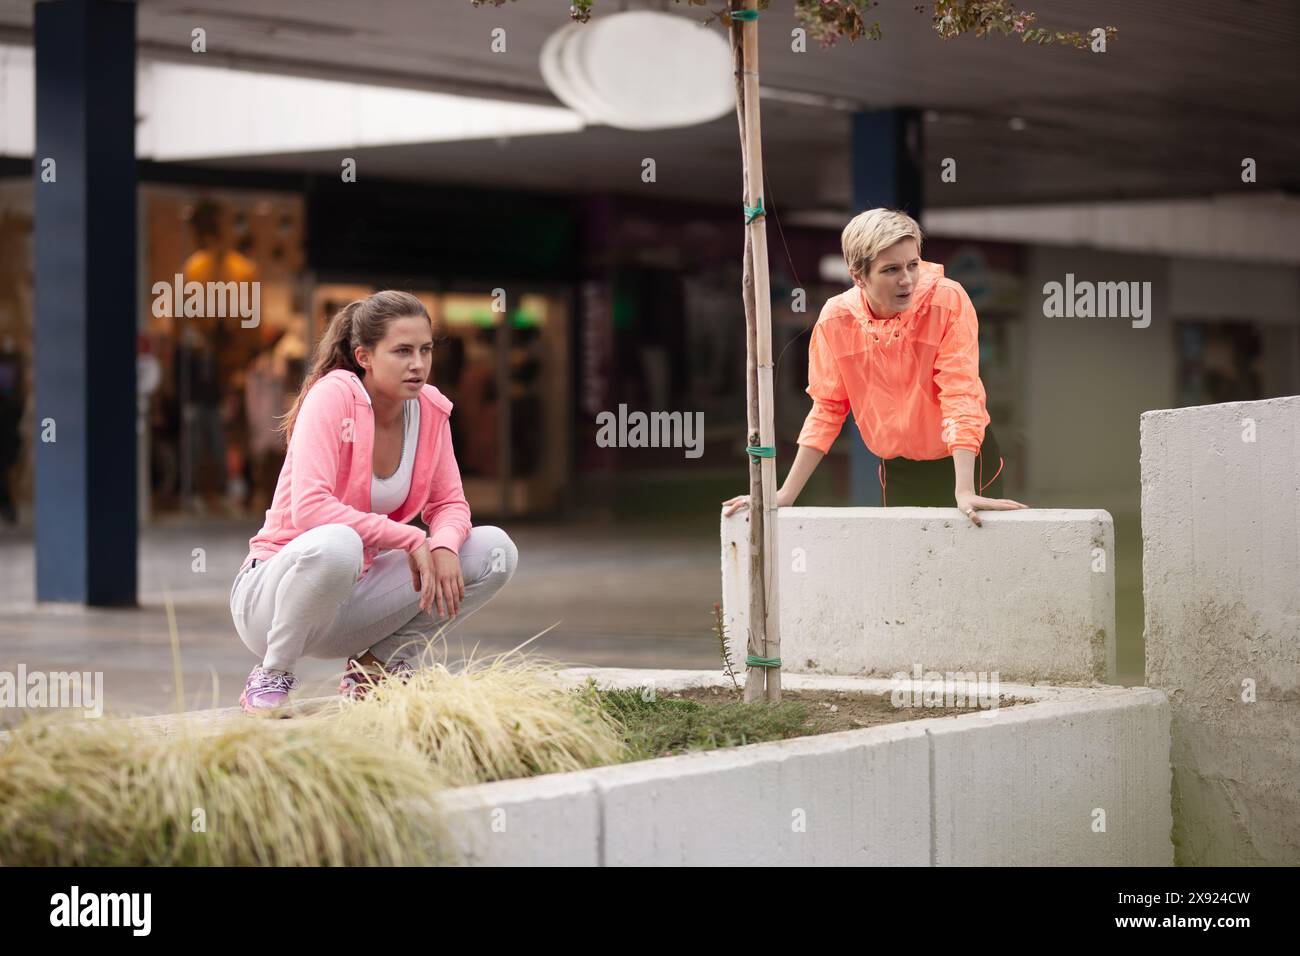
[[276, 290, 433, 444]]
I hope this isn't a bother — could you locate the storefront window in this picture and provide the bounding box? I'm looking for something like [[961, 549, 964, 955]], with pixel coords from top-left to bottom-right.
[[142, 186, 306, 517], [0, 179, 32, 527]]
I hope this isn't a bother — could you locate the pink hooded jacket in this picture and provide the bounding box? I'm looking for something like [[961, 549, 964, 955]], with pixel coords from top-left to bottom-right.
[[240, 368, 472, 578]]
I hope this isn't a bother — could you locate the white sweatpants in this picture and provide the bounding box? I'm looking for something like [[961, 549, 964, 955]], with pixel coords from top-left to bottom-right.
[[229, 523, 518, 672]]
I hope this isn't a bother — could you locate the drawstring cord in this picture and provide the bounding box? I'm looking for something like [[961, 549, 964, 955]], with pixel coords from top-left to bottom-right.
[[877, 445, 1003, 507], [979, 452, 1005, 494]]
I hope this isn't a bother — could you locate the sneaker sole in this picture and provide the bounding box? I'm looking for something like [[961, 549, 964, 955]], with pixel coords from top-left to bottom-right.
[[239, 694, 294, 718]]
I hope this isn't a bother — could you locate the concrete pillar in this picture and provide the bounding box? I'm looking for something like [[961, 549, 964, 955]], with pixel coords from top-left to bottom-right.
[[1141, 396, 1300, 865], [34, 0, 137, 604]]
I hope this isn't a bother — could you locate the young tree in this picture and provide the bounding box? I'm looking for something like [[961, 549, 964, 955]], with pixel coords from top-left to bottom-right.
[[475, 0, 1117, 701]]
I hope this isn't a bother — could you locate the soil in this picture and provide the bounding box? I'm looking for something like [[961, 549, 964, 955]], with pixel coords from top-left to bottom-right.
[[662, 685, 1020, 734]]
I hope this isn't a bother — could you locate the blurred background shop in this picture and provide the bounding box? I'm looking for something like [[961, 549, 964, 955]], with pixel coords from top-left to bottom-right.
[[4, 167, 1293, 533], [0, 168, 1037, 526]]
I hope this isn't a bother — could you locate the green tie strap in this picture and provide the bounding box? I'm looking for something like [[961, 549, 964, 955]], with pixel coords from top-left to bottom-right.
[[746, 655, 782, 668], [744, 198, 766, 223], [730, 8, 760, 21], [745, 444, 775, 464]]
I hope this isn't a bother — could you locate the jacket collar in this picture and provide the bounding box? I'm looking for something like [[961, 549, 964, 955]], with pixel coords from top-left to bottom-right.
[[323, 367, 453, 416], [319, 367, 454, 520]]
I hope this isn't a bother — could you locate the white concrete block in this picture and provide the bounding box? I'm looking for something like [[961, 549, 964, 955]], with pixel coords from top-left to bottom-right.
[[439, 668, 1170, 866], [1141, 395, 1300, 865], [595, 721, 931, 866], [722, 507, 1115, 684], [435, 773, 601, 866], [928, 688, 1173, 866]]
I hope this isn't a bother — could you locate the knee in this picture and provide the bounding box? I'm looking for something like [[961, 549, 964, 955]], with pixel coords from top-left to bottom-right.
[[466, 525, 518, 586], [297, 524, 364, 585]]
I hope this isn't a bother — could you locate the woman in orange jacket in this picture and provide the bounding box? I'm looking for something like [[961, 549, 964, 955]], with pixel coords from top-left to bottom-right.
[[724, 208, 1027, 526]]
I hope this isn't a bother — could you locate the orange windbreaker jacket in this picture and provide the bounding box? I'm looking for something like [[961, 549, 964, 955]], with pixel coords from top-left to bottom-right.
[[796, 260, 991, 461]]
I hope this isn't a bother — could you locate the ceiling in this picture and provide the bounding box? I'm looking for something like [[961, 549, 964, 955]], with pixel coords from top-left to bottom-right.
[[1, 0, 1297, 212]]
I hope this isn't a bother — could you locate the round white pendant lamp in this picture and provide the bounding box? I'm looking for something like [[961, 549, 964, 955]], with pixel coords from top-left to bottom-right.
[[540, 11, 734, 130]]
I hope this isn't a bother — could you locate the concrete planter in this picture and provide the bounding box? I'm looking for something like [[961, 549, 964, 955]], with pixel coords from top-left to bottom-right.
[[0, 667, 1172, 866], [436, 668, 1171, 866]]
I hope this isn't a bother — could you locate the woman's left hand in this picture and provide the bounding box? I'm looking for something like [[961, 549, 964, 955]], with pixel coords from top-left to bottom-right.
[[408, 543, 465, 618], [955, 491, 1028, 527], [433, 546, 467, 619]]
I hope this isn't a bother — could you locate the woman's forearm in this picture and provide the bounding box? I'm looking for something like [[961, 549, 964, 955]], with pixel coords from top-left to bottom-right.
[[952, 448, 976, 496], [777, 445, 825, 507]]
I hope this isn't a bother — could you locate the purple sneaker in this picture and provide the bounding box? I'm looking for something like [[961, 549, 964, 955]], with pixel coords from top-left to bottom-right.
[[339, 657, 414, 701], [240, 665, 299, 716]]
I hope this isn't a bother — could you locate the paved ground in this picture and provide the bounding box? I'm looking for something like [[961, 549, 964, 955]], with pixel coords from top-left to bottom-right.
[[0, 516, 727, 724]]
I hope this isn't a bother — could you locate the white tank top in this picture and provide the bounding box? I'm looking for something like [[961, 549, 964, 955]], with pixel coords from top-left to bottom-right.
[[370, 399, 419, 515]]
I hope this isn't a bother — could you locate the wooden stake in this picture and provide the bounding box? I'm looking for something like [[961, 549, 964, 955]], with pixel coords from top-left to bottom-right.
[[731, 10, 762, 704], [732, 0, 781, 702]]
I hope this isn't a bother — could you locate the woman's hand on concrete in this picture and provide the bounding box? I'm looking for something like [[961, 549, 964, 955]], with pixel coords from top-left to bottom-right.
[[955, 491, 1028, 527], [722, 489, 790, 516], [722, 494, 750, 516], [724, 448, 820, 516]]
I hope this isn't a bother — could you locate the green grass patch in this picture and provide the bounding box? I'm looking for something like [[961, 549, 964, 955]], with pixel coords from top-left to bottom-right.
[[597, 687, 812, 760]]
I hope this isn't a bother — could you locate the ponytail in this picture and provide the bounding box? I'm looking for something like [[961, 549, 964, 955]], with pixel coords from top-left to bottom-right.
[[274, 300, 364, 444]]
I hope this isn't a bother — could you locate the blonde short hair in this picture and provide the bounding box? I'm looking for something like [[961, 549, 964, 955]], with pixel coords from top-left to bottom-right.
[[841, 208, 924, 280]]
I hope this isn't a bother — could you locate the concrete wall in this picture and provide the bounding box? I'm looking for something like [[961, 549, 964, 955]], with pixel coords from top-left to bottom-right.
[[436, 670, 1172, 866], [1141, 395, 1300, 865], [721, 507, 1115, 684], [929, 690, 1171, 865]]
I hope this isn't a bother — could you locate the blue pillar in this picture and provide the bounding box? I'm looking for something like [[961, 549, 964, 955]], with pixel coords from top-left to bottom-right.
[[849, 109, 923, 506], [34, 0, 137, 605]]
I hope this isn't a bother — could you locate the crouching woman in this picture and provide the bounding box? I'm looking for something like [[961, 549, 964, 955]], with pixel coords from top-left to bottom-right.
[[230, 290, 518, 715]]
